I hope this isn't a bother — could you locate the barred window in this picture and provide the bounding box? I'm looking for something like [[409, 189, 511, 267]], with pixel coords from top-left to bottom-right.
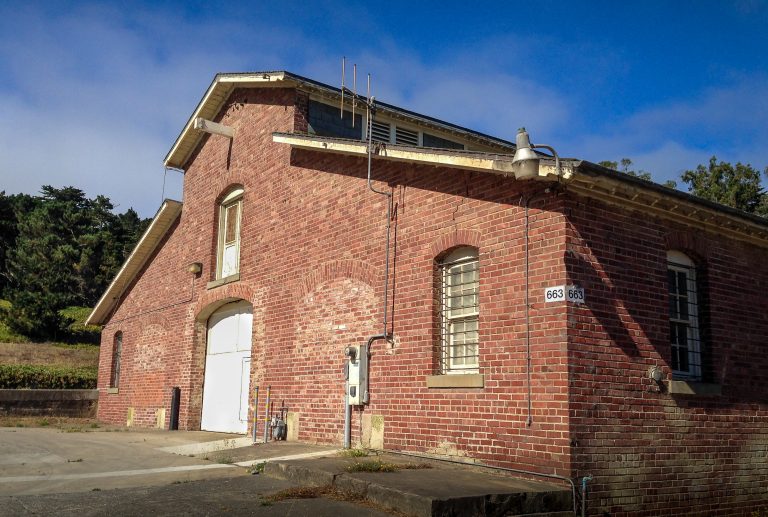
[[667, 251, 701, 379], [438, 247, 479, 373], [111, 331, 122, 388]]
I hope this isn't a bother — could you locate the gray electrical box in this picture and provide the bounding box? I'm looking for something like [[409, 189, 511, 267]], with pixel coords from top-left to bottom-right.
[[346, 344, 369, 405]]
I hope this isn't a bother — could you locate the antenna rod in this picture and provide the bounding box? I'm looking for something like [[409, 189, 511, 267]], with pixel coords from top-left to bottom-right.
[[352, 64, 357, 127], [341, 57, 345, 119]]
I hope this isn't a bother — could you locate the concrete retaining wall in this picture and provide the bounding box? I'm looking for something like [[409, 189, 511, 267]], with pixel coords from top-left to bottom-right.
[[0, 389, 98, 417]]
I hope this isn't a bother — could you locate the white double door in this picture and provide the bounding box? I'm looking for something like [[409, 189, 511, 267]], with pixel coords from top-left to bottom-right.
[[201, 301, 252, 434]]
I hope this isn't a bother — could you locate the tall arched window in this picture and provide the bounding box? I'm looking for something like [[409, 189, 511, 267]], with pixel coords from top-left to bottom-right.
[[437, 247, 479, 374], [217, 188, 244, 279], [111, 331, 123, 389], [667, 250, 701, 379]]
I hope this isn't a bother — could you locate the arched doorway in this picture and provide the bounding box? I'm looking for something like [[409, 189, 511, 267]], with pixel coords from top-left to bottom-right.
[[201, 301, 253, 433]]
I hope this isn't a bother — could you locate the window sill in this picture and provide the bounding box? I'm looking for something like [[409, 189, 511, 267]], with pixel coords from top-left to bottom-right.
[[106, 387, 119, 394], [426, 373, 484, 389], [667, 380, 722, 396], [206, 273, 240, 290]]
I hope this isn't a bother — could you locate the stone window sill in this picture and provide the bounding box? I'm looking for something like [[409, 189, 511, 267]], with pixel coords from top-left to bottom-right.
[[106, 387, 119, 394], [667, 380, 722, 396], [206, 273, 240, 290], [426, 373, 484, 389]]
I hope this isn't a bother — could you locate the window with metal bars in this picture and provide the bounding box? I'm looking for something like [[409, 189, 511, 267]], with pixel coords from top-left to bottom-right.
[[667, 251, 702, 380], [437, 247, 479, 373], [111, 331, 122, 388]]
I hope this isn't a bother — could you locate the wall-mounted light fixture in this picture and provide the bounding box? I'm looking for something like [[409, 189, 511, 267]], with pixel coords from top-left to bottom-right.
[[187, 262, 203, 275], [648, 365, 664, 383], [194, 118, 234, 139], [510, 127, 560, 181]]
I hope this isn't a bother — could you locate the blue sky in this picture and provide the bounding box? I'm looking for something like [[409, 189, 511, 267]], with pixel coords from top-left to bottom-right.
[[1, 1, 767, 217]]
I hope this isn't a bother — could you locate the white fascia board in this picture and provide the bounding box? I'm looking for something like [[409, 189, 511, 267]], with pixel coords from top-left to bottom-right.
[[86, 200, 183, 326], [164, 73, 293, 169], [272, 134, 572, 180]]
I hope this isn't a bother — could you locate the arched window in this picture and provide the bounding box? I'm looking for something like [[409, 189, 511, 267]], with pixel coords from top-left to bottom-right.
[[111, 331, 123, 389], [437, 247, 479, 374], [217, 188, 244, 279], [667, 251, 701, 379]]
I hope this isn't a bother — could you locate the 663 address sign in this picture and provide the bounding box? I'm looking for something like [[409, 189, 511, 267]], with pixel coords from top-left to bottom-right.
[[544, 285, 585, 304]]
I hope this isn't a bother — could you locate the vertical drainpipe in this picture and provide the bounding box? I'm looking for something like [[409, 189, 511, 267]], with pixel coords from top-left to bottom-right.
[[344, 96, 392, 449]]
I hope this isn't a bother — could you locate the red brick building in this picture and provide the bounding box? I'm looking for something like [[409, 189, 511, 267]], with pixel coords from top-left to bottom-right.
[[88, 72, 768, 515]]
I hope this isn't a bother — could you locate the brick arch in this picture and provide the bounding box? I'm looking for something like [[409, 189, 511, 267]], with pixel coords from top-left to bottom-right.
[[192, 282, 257, 322], [665, 231, 710, 262], [428, 229, 482, 259], [213, 181, 245, 204], [138, 313, 170, 332], [294, 259, 379, 303]]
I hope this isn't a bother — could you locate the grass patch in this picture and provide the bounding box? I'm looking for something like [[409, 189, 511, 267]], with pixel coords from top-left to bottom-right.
[[0, 341, 99, 368], [262, 486, 333, 503], [217, 456, 234, 465], [346, 459, 433, 473], [248, 462, 266, 474], [0, 416, 109, 430], [339, 448, 369, 458], [346, 460, 398, 473]]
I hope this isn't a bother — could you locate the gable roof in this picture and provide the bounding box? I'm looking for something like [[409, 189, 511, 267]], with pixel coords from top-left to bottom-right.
[[86, 199, 183, 326], [163, 71, 516, 170]]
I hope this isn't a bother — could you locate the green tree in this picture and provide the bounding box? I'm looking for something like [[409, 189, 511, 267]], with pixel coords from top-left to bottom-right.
[[3, 186, 149, 339], [681, 156, 767, 216], [0, 192, 38, 297], [598, 158, 677, 188]]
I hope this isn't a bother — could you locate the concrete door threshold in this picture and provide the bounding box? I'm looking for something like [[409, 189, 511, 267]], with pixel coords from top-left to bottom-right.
[[158, 436, 254, 455]]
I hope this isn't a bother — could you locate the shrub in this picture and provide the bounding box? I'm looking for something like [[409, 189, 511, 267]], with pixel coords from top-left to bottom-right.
[[0, 364, 97, 389], [0, 300, 29, 343]]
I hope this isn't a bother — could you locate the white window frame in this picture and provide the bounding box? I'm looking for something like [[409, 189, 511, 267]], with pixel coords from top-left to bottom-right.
[[439, 247, 479, 374], [667, 250, 702, 380], [217, 188, 244, 279]]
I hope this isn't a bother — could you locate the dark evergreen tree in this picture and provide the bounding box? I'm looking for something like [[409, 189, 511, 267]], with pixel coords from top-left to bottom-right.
[[3, 186, 149, 340]]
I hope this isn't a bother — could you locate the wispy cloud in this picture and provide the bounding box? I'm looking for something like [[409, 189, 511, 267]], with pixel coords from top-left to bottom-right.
[[0, 3, 765, 217]]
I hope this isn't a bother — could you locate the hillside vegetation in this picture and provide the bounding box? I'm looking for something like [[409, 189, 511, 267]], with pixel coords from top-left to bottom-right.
[[0, 187, 148, 341]]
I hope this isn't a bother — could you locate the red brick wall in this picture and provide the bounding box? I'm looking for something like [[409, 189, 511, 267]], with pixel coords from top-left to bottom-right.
[[566, 194, 768, 515], [97, 86, 573, 477], [96, 84, 768, 513]]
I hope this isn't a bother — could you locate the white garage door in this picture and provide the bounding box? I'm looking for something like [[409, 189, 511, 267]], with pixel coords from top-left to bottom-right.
[[201, 301, 253, 434]]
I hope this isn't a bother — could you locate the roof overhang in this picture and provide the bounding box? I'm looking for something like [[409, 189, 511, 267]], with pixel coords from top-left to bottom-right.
[[164, 71, 516, 171], [273, 133, 768, 248], [272, 132, 571, 180], [86, 199, 183, 326]]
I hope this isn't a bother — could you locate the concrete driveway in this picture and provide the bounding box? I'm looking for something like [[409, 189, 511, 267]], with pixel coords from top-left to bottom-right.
[[0, 427, 393, 516], [0, 427, 250, 496]]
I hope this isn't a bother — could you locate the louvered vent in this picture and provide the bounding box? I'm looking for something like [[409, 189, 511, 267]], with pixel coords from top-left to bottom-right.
[[395, 127, 419, 146], [370, 120, 391, 143]]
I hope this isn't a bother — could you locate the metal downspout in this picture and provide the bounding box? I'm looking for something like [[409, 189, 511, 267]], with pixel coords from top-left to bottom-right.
[[522, 188, 551, 427], [344, 96, 393, 449]]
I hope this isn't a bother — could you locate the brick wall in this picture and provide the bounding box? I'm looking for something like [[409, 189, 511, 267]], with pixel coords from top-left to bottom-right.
[[97, 85, 573, 477], [566, 194, 768, 515], [96, 84, 768, 513]]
